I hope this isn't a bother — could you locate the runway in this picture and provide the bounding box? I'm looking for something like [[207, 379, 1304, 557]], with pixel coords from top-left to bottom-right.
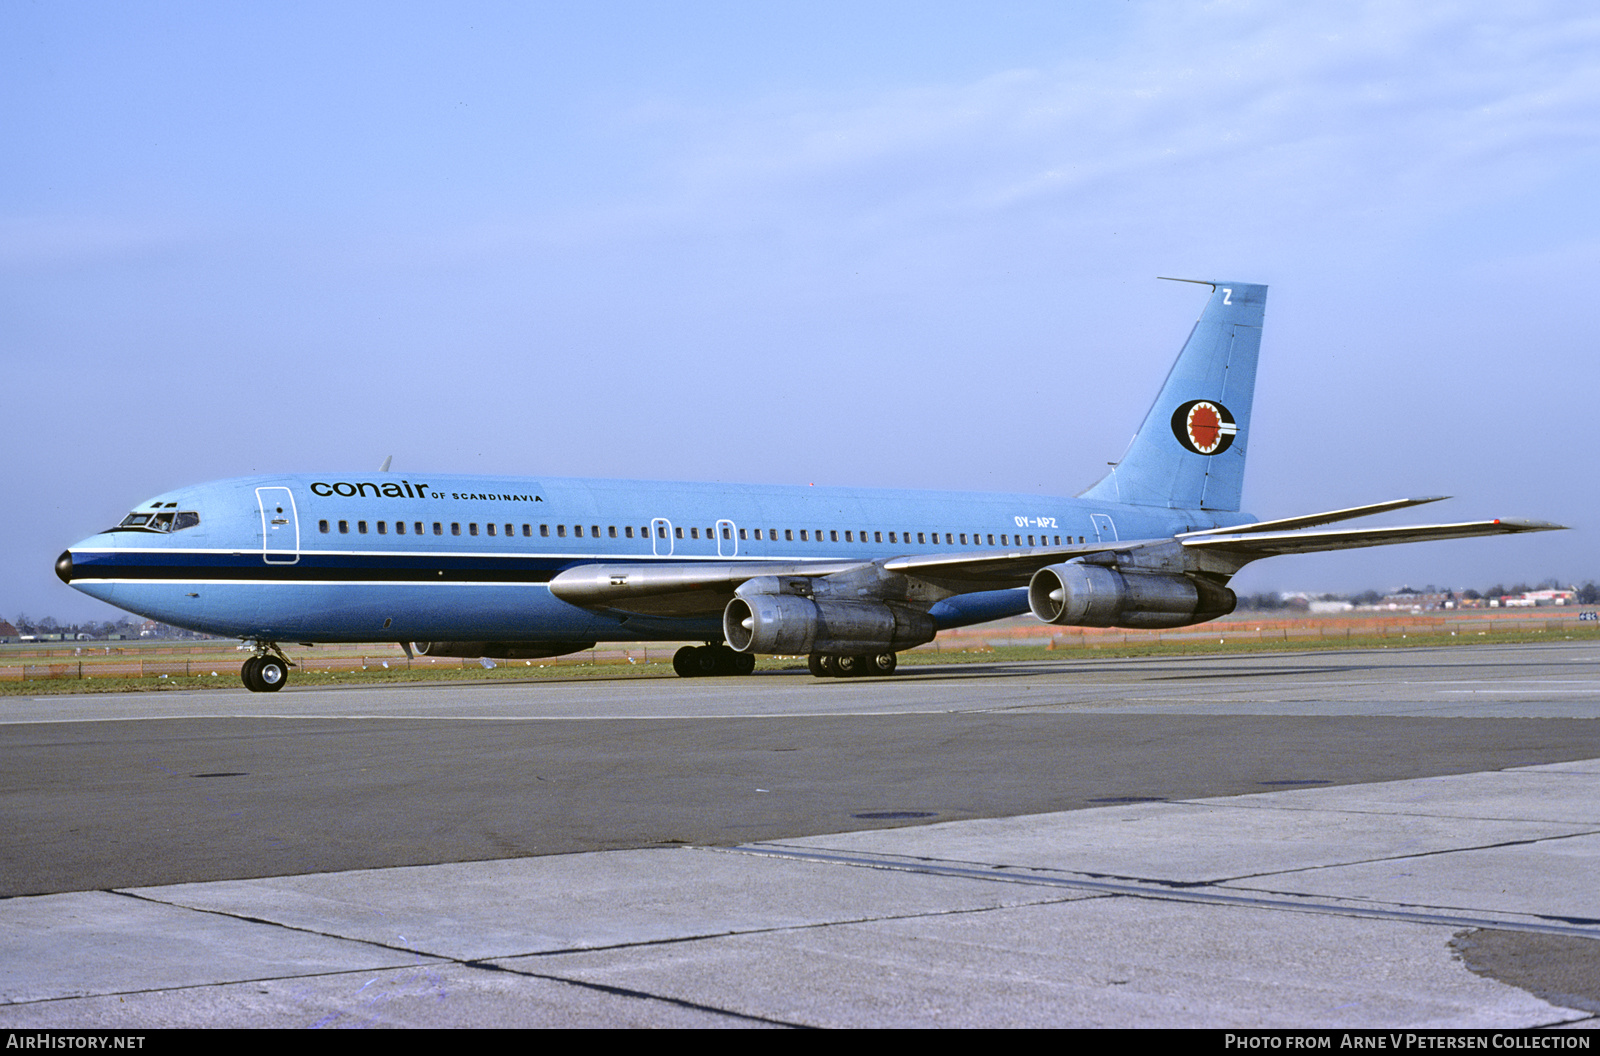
[[4, 642, 1599, 1027]]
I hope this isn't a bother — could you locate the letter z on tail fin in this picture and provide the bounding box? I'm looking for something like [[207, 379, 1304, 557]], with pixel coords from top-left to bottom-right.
[[1082, 280, 1267, 512]]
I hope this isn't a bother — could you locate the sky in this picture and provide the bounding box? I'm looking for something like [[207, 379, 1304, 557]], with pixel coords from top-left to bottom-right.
[[5, 0, 1597, 624]]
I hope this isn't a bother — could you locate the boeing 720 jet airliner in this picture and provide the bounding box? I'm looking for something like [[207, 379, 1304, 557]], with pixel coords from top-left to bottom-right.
[[56, 280, 1563, 690]]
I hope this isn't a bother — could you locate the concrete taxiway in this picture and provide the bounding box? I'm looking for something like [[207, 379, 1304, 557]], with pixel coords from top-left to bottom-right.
[[3, 642, 1599, 1027]]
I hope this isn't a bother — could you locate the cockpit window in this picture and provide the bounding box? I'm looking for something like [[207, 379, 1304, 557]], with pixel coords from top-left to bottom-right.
[[107, 509, 201, 534]]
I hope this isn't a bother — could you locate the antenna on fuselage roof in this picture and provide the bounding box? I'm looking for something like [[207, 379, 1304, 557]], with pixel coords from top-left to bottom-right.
[[379, 455, 393, 472]]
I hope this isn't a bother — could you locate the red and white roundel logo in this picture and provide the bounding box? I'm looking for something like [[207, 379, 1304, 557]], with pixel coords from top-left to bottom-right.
[[1170, 400, 1238, 455]]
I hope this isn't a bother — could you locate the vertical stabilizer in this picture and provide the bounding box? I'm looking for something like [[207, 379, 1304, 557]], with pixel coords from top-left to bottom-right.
[[1081, 280, 1266, 511]]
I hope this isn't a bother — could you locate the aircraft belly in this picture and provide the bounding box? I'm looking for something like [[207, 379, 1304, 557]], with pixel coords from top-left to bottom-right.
[[98, 580, 723, 645]]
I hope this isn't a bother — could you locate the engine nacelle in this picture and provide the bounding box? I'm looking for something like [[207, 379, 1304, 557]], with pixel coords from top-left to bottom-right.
[[411, 640, 595, 660], [723, 593, 935, 656], [1027, 564, 1235, 629]]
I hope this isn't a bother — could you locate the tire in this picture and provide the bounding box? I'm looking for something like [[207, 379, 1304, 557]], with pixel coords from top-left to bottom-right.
[[809, 654, 843, 677], [240, 656, 262, 692], [728, 651, 757, 676], [692, 646, 721, 676], [673, 646, 700, 677], [834, 654, 869, 677], [255, 656, 288, 692], [868, 651, 898, 676]]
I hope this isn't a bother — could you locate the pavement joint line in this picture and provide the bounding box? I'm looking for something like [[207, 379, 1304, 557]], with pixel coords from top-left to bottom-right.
[[108, 874, 1078, 968], [0, 964, 449, 1011], [1154, 825, 1600, 887], [721, 844, 1600, 940], [102, 888, 806, 1027], [109, 887, 449, 961], [458, 958, 810, 1028]]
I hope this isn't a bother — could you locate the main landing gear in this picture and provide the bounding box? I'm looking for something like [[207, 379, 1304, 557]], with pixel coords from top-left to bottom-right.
[[240, 642, 293, 692], [808, 651, 898, 677], [672, 643, 757, 678]]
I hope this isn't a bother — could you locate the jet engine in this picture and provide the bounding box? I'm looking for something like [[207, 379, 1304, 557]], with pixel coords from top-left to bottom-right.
[[1027, 563, 1235, 629], [411, 640, 596, 660], [723, 587, 935, 656]]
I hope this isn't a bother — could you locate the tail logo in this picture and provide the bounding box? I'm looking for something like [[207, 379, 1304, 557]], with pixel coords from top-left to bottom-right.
[[1171, 400, 1238, 455]]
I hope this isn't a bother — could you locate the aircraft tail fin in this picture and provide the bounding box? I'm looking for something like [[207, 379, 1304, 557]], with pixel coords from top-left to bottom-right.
[[1081, 280, 1267, 512]]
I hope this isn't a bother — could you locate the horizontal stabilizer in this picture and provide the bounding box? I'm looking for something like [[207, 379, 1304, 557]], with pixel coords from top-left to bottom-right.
[[1181, 518, 1566, 558], [1179, 497, 1449, 538]]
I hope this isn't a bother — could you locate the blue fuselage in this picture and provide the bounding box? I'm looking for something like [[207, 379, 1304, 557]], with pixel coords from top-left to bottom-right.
[[62, 473, 1250, 643]]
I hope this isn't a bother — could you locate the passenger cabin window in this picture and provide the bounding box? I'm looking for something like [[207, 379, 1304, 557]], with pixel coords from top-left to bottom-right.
[[377, 522, 387, 535], [451, 523, 461, 536], [395, 522, 405, 535], [487, 523, 496, 536], [339, 521, 349, 534], [557, 525, 566, 537], [319, 520, 329, 533], [358, 521, 368, 534]]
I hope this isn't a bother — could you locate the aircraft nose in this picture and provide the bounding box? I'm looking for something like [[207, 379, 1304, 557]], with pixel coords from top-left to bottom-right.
[[55, 550, 74, 584]]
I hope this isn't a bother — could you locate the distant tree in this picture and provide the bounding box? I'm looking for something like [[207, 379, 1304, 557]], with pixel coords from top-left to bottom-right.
[[1485, 584, 1508, 599], [1354, 590, 1382, 606], [1579, 582, 1600, 605], [1462, 589, 1481, 600]]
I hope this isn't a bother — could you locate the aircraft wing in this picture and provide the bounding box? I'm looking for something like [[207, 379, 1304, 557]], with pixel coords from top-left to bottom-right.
[[550, 502, 1566, 618], [548, 543, 1146, 615], [880, 539, 1148, 589], [548, 559, 866, 617]]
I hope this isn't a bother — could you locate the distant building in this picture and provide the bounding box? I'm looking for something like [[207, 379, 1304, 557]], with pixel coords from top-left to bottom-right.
[[1490, 589, 1575, 608], [1374, 590, 1454, 612]]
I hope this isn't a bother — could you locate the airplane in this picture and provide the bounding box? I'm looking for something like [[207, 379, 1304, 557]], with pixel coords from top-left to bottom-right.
[[55, 279, 1564, 691]]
